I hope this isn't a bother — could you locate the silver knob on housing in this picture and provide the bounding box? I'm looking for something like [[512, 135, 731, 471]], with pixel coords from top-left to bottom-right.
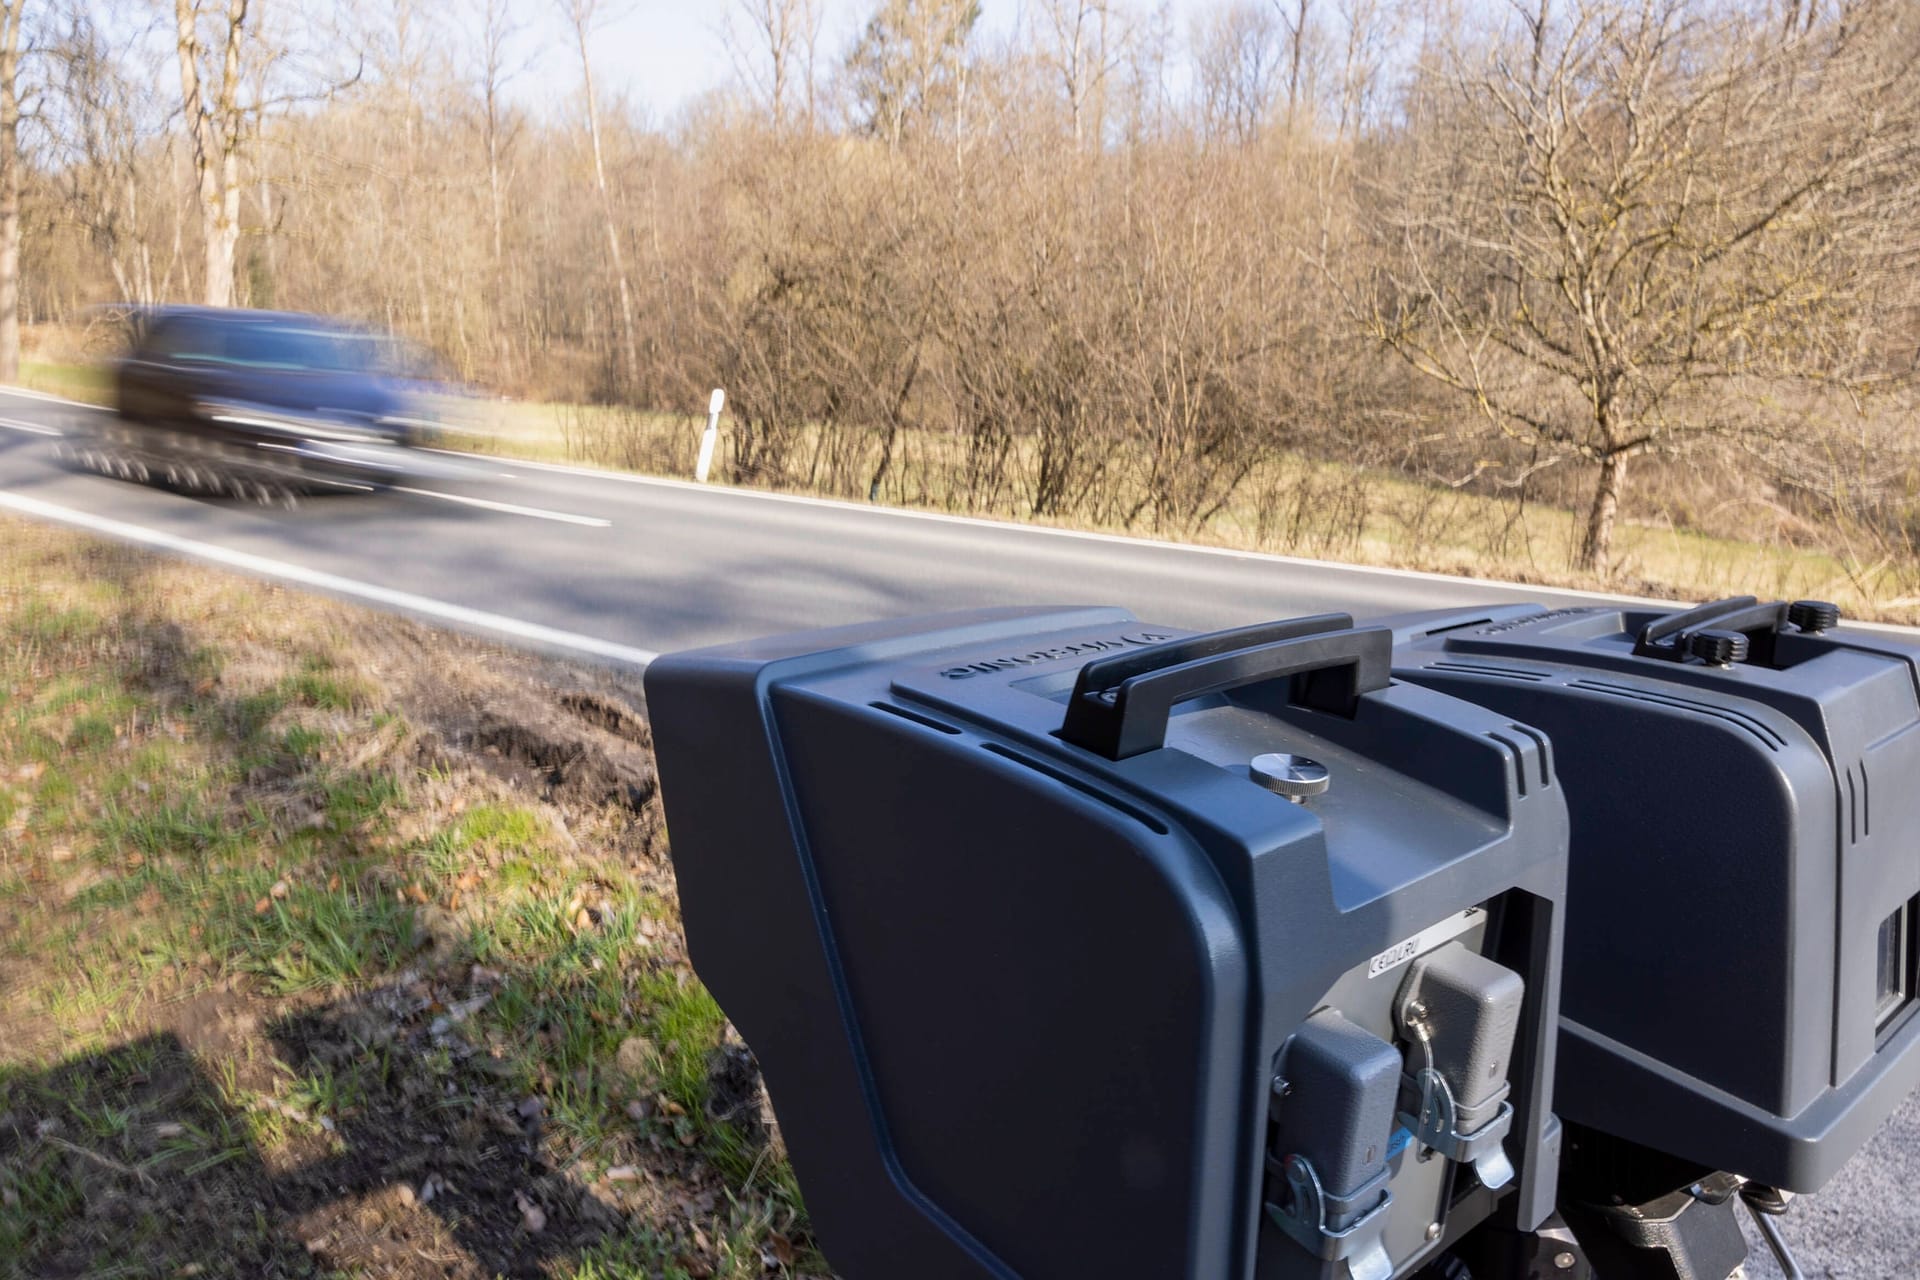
[[1251, 753, 1330, 802]]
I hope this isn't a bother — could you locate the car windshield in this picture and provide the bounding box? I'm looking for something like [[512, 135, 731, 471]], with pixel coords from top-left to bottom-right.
[[173, 320, 392, 374]]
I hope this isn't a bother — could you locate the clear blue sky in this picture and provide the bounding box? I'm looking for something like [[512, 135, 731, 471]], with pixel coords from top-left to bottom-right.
[[515, 0, 1213, 122]]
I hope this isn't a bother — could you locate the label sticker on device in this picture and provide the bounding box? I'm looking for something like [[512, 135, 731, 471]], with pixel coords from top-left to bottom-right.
[[1368, 938, 1423, 978], [1368, 911, 1480, 979]]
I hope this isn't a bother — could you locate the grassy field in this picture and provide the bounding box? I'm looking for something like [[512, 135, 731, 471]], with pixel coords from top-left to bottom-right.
[[18, 360, 1917, 624], [0, 519, 827, 1280]]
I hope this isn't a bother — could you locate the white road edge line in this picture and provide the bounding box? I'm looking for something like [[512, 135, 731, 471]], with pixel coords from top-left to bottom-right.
[[389, 485, 611, 527], [0, 384, 107, 410], [0, 491, 658, 668], [18, 383, 1906, 637], [427, 447, 1692, 602], [434, 447, 1920, 634], [0, 416, 60, 435]]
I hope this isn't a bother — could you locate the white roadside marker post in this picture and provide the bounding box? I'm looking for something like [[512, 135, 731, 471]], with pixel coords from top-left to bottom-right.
[[696, 388, 724, 483]]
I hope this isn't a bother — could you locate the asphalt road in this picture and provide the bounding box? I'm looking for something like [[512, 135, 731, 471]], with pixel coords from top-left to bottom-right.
[[1, 385, 1913, 1277]]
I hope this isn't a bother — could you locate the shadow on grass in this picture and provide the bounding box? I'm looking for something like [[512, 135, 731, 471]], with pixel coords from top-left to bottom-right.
[[0, 992, 787, 1280]]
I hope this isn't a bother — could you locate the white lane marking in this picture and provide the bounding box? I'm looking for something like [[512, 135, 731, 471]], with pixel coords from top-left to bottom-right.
[[442, 447, 1920, 637], [389, 485, 610, 527], [0, 491, 658, 668], [0, 384, 107, 410], [429, 449, 1685, 602], [0, 416, 61, 436]]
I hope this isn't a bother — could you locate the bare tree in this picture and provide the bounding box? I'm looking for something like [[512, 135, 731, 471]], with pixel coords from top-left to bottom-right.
[[1330, 0, 1399, 136], [845, 0, 981, 149], [1273, 0, 1313, 127], [1358, 0, 1919, 573], [1036, 0, 1127, 148], [472, 0, 523, 268], [53, 4, 161, 306], [726, 0, 822, 126], [174, 0, 254, 307], [556, 0, 638, 389], [0, 0, 26, 378], [1191, 2, 1279, 144]]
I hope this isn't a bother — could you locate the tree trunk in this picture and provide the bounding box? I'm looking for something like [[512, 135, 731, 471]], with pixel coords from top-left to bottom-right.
[[1578, 450, 1628, 575], [0, 1, 23, 383], [176, 0, 249, 308], [573, 26, 639, 392], [203, 151, 241, 307]]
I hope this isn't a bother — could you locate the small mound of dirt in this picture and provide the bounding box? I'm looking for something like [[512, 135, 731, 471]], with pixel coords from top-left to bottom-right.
[[470, 704, 656, 812], [558, 691, 650, 745], [342, 618, 660, 818]]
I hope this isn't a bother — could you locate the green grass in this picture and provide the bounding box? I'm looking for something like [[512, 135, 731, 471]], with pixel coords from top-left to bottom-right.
[[450, 802, 547, 853], [230, 881, 416, 994], [0, 518, 822, 1278], [0, 1153, 88, 1260], [97, 791, 250, 862], [17, 359, 110, 405]]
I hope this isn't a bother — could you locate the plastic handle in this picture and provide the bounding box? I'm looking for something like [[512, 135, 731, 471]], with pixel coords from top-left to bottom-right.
[[1069, 614, 1354, 701], [1061, 621, 1393, 759], [1635, 596, 1787, 660]]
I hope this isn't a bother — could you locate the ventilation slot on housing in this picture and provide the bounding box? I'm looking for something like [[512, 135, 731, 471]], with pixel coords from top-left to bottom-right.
[[1428, 660, 1549, 683], [1486, 730, 1548, 797], [1845, 762, 1872, 845], [871, 701, 963, 735], [1505, 722, 1554, 789]]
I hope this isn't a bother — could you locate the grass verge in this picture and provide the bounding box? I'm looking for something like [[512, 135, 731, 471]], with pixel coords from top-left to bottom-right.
[[0, 517, 827, 1280]]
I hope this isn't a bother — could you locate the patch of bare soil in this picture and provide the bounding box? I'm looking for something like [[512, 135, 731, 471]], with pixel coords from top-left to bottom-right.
[[321, 617, 663, 826]]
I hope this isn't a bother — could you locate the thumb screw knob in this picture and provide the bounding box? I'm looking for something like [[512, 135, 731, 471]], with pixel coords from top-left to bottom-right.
[[1686, 629, 1749, 666], [1787, 600, 1840, 633]]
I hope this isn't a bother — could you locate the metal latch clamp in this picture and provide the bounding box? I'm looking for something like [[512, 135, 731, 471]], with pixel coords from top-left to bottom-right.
[[1265, 1153, 1395, 1280], [1399, 1067, 1516, 1190]]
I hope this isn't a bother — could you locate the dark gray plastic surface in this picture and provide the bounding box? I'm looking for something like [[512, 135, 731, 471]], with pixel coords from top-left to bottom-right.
[[1389, 602, 1920, 1191], [646, 606, 1572, 1279]]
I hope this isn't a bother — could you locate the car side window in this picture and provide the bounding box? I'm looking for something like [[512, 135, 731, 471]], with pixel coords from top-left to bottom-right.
[[140, 318, 221, 364]]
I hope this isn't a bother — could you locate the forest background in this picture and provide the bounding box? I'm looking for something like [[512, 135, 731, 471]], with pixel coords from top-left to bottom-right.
[[10, 0, 1920, 607]]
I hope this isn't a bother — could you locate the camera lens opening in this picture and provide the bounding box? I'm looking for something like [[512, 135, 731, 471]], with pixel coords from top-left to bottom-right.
[[1875, 900, 1918, 1033]]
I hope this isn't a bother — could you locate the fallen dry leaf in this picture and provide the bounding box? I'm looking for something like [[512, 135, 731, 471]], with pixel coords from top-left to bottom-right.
[[269, 879, 290, 900], [253, 897, 272, 915]]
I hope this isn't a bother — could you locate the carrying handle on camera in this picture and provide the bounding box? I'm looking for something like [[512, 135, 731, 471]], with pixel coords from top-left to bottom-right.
[[1061, 617, 1392, 759], [1631, 595, 1848, 664]]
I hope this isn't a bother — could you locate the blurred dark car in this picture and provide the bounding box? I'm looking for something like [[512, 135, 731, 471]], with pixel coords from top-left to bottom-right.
[[82, 306, 464, 499]]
